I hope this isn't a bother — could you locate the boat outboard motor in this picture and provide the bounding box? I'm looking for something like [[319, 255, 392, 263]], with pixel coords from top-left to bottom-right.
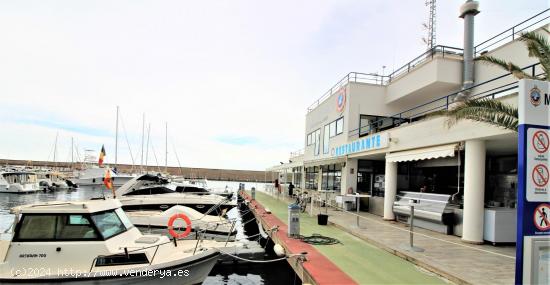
[[65, 179, 78, 188]]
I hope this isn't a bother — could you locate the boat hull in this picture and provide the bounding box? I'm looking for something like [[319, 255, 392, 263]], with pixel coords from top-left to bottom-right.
[[73, 177, 133, 187], [122, 203, 235, 216], [0, 250, 219, 285]]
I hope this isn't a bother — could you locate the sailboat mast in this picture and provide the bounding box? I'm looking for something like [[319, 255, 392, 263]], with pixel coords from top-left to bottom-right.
[[115, 106, 119, 167], [140, 113, 145, 173], [165, 122, 168, 174], [71, 137, 74, 168], [145, 123, 151, 173], [53, 132, 58, 168]]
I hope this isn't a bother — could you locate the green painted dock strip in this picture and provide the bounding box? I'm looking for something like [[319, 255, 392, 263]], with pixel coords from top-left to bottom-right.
[[251, 191, 446, 284]]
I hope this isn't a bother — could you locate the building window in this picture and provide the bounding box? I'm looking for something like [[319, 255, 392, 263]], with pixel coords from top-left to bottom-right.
[[323, 125, 330, 154], [321, 164, 342, 191], [305, 167, 318, 190], [326, 117, 344, 138], [335, 117, 344, 136], [313, 129, 321, 156], [293, 167, 302, 187], [306, 129, 321, 155]]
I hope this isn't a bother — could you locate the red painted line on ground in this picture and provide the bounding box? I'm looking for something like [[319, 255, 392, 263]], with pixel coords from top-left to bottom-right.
[[242, 192, 357, 285]]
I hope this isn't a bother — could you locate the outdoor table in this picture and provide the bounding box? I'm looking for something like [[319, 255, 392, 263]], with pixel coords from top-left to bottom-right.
[[345, 193, 371, 228]]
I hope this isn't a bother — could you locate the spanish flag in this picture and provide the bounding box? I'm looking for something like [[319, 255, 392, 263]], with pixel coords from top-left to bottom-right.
[[104, 168, 113, 190], [98, 145, 106, 166]]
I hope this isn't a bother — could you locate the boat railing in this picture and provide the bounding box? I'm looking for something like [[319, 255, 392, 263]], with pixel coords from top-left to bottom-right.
[[202, 196, 233, 217]]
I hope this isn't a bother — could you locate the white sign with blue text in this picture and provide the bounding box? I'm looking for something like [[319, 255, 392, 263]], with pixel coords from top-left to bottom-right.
[[331, 133, 389, 157], [517, 79, 550, 284]]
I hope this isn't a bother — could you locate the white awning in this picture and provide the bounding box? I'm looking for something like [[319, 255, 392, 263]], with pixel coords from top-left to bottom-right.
[[386, 144, 458, 163], [303, 157, 346, 168]]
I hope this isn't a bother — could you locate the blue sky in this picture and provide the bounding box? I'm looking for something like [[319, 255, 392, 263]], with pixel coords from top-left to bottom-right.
[[0, 0, 548, 170]]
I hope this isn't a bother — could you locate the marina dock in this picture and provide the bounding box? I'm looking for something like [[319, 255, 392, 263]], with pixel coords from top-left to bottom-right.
[[240, 190, 446, 285], [243, 189, 520, 284]]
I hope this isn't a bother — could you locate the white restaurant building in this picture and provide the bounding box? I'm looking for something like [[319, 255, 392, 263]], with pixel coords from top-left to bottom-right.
[[269, 4, 549, 244]]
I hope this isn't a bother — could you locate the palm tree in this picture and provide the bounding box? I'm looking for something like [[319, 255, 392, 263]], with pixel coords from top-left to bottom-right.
[[436, 98, 518, 131], [434, 28, 549, 132], [476, 28, 549, 81]]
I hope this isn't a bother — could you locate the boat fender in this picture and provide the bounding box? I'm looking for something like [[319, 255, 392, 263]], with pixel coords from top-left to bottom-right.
[[273, 244, 285, 257], [167, 213, 192, 239], [257, 222, 269, 239]]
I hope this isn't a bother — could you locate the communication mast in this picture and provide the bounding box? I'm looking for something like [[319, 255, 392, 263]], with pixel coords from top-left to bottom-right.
[[422, 0, 437, 50]]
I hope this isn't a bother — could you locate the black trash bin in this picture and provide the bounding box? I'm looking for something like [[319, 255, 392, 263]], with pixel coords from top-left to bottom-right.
[[317, 214, 328, 225]]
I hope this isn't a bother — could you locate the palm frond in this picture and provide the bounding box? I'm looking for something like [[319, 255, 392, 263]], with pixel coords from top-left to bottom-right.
[[433, 98, 518, 132], [519, 29, 550, 80], [475, 55, 535, 80]]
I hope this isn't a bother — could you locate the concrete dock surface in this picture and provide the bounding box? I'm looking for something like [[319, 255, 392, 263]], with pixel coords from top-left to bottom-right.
[[246, 190, 448, 285], [251, 189, 517, 285]]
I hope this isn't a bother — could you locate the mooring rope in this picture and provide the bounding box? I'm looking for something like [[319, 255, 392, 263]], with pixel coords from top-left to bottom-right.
[[218, 249, 306, 263], [296, 234, 341, 245]]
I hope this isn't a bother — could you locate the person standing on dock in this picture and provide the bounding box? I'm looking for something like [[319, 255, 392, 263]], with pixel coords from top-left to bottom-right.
[[275, 179, 281, 194]]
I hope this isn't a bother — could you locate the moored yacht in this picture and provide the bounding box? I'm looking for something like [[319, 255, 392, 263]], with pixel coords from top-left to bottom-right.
[[0, 199, 220, 284], [116, 174, 236, 215], [126, 205, 237, 240], [73, 166, 134, 187], [0, 172, 40, 194]]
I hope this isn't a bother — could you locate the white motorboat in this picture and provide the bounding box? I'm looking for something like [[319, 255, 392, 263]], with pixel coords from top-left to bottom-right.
[[0, 172, 40, 194], [73, 167, 135, 187], [127, 205, 237, 240], [171, 177, 233, 198], [0, 199, 220, 284], [116, 174, 236, 215], [36, 170, 73, 191]]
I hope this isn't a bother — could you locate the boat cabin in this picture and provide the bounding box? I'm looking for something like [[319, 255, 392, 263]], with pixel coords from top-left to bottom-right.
[[0, 199, 167, 274], [1, 172, 38, 185]]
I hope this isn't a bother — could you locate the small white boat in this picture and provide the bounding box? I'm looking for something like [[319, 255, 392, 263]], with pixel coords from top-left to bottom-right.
[[73, 167, 134, 187], [0, 172, 40, 194], [0, 199, 219, 284], [127, 205, 237, 239]]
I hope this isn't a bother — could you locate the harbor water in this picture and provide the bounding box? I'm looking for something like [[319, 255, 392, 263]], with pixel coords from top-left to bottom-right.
[[0, 182, 299, 285]]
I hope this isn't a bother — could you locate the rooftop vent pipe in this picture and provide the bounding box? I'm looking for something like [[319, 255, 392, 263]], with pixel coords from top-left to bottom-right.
[[455, 0, 480, 102]]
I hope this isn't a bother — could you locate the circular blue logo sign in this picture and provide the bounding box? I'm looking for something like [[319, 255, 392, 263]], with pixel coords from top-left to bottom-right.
[[530, 87, 542, 107]]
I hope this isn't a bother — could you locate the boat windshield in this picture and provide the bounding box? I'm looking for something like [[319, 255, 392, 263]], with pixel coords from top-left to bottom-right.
[[14, 214, 100, 241], [114, 208, 134, 229], [91, 210, 128, 239]]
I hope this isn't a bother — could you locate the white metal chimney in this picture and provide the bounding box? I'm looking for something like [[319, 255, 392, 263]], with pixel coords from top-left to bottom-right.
[[456, 0, 480, 101]]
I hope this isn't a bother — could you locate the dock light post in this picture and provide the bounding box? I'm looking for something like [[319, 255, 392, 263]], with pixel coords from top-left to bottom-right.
[[401, 199, 424, 252]]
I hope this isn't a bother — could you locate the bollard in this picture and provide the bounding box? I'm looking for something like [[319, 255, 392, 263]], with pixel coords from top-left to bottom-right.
[[288, 203, 300, 237], [401, 199, 424, 252], [251, 187, 256, 200]]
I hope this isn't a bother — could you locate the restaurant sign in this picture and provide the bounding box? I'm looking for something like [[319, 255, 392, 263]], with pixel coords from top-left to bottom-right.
[[331, 133, 389, 157]]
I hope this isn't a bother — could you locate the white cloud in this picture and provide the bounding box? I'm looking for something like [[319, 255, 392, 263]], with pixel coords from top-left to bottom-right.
[[0, 0, 547, 169]]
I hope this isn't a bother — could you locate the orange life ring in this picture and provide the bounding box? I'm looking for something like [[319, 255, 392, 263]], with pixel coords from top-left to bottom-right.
[[167, 213, 192, 239]]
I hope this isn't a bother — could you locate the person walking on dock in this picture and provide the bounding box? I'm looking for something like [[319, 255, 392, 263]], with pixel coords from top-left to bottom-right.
[[274, 179, 280, 193], [288, 182, 295, 197]]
